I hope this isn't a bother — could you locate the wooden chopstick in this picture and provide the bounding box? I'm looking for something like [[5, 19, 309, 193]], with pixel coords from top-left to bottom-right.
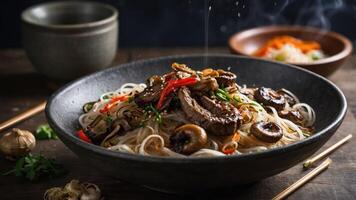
[[303, 134, 352, 169], [272, 158, 332, 200], [0, 101, 47, 133]]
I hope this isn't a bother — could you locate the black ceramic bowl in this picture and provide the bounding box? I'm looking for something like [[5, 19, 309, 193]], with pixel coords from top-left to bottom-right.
[[46, 55, 347, 193]]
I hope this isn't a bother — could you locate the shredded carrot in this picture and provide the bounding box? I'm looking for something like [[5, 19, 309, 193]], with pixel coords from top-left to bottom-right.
[[100, 95, 128, 113], [222, 132, 241, 155], [254, 35, 321, 56], [232, 132, 241, 143]]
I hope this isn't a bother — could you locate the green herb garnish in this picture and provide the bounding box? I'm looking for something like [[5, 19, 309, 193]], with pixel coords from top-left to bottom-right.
[[215, 87, 231, 102], [310, 51, 322, 60], [144, 104, 162, 124], [275, 53, 286, 61], [105, 116, 113, 124], [83, 101, 96, 113], [2, 154, 67, 181], [216, 92, 228, 101], [233, 95, 241, 103], [35, 124, 58, 140]]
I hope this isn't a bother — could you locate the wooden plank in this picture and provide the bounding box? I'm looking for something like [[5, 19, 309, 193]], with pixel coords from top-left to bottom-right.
[[330, 56, 356, 117], [0, 49, 355, 199]]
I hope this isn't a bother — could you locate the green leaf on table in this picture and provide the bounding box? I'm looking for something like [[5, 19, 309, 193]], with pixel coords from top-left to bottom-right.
[[35, 124, 58, 140], [2, 154, 67, 181]]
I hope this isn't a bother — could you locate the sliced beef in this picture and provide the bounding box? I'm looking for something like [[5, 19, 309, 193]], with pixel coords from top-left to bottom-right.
[[134, 75, 164, 106], [200, 96, 240, 118], [178, 87, 240, 136]]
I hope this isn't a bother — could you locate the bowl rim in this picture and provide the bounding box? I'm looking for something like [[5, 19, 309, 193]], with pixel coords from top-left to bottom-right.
[[228, 25, 353, 66], [21, 1, 118, 30], [46, 54, 347, 163]]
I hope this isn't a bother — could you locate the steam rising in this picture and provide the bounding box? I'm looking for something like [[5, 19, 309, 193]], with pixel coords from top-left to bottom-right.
[[233, 0, 348, 31], [205, 0, 355, 46]]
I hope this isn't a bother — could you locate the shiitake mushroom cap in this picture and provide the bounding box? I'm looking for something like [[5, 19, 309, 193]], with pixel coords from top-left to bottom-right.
[[250, 121, 283, 143], [169, 124, 207, 155], [254, 87, 286, 110]]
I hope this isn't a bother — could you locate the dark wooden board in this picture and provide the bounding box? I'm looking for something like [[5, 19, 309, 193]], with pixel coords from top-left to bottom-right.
[[0, 49, 355, 200]]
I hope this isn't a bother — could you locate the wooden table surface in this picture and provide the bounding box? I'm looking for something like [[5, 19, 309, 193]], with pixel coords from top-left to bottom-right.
[[0, 48, 355, 200]]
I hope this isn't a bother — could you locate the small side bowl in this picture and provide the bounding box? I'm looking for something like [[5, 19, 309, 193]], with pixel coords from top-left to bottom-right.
[[22, 1, 118, 80], [229, 26, 353, 76]]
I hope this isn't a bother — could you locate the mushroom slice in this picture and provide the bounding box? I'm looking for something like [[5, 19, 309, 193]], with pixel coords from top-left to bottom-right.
[[43, 187, 65, 200], [254, 87, 286, 110], [279, 109, 304, 126], [100, 126, 121, 148], [85, 115, 111, 144], [189, 77, 219, 93], [250, 121, 283, 143], [171, 63, 196, 74], [277, 88, 299, 106], [215, 69, 237, 87], [64, 180, 84, 197], [112, 118, 131, 132], [81, 182, 102, 200], [169, 124, 208, 155]]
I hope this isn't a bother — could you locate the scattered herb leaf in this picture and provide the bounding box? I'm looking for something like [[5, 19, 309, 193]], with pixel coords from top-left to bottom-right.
[[2, 154, 67, 181], [35, 124, 58, 140]]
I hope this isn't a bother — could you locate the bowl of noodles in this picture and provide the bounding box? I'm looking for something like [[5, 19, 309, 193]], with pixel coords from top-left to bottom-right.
[[46, 54, 347, 193], [229, 25, 352, 77]]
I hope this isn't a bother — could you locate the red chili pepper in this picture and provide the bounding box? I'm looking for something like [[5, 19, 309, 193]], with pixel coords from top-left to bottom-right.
[[100, 95, 128, 113], [223, 147, 235, 155], [156, 77, 197, 109], [77, 130, 92, 143]]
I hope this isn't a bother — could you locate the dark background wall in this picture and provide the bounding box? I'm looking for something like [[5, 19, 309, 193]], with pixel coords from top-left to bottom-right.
[[1, 0, 356, 48]]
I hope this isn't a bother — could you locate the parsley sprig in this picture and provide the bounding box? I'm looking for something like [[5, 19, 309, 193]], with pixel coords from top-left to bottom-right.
[[35, 124, 58, 140], [2, 154, 67, 181]]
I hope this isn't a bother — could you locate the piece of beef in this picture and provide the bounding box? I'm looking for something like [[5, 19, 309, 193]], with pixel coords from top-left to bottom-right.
[[134, 75, 164, 106], [178, 87, 240, 136]]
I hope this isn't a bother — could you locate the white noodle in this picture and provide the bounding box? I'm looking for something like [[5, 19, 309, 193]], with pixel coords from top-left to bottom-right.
[[78, 78, 315, 157]]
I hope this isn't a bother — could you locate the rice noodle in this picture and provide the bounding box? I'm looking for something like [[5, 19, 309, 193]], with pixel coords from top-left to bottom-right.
[[78, 75, 315, 157]]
